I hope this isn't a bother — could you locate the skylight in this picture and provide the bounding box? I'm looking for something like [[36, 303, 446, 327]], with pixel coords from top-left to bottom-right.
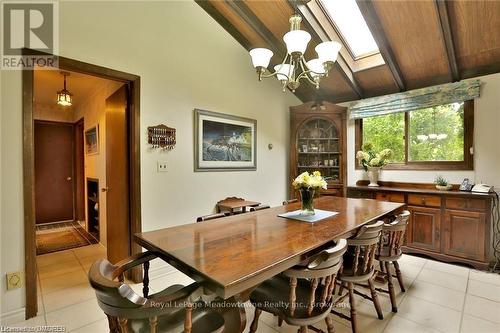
[[320, 0, 379, 59]]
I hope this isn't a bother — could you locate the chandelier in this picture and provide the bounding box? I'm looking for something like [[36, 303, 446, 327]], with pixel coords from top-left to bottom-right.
[[248, 14, 341, 92], [57, 72, 73, 106], [416, 109, 447, 141]]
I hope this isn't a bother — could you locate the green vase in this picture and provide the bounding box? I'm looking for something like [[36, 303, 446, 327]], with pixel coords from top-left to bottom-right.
[[300, 188, 316, 216]]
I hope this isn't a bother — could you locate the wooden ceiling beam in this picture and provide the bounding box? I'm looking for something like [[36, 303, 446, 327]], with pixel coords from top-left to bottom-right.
[[435, 0, 460, 82], [195, 0, 252, 51], [291, 1, 364, 99], [356, 0, 406, 91]]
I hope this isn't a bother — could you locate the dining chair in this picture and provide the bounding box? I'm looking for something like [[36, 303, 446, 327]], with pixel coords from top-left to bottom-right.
[[88, 252, 225, 333], [196, 212, 228, 222], [331, 221, 384, 333], [249, 205, 270, 212], [282, 199, 299, 205], [249, 239, 348, 333], [375, 210, 410, 312]]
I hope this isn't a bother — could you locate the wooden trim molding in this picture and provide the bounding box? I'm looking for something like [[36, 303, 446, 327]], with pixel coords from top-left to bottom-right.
[[22, 50, 141, 319], [435, 0, 460, 82], [354, 100, 474, 171]]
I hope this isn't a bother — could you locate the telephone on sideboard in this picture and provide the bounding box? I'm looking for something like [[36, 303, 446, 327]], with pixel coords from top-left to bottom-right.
[[471, 183, 495, 193]]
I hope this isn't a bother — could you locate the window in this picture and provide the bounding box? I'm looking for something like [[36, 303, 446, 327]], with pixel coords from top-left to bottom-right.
[[319, 0, 379, 59], [355, 100, 473, 170]]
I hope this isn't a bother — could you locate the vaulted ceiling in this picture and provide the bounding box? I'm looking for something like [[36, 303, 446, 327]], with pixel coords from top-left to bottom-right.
[[197, 0, 500, 103]]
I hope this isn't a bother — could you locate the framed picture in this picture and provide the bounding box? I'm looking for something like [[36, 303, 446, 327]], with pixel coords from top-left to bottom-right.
[[194, 109, 257, 171], [85, 125, 99, 155]]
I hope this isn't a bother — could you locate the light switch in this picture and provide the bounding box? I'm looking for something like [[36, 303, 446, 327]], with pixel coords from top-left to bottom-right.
[[6, 272, 23, 290], [157, 161, 168, 172]]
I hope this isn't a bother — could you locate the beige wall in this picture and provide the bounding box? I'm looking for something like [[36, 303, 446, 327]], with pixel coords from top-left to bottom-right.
[[0, 1, 300, 320], [33, 103, 75, 123], [347, 72, 500, 189]]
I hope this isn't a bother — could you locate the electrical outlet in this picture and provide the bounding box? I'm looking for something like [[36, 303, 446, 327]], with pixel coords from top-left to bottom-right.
[[157, 161, 168, 172], [6, 272, 23, 290]]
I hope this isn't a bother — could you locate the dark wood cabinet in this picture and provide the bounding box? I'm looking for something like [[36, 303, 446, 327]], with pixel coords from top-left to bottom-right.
[[407, 206, 441, 252], [289, 101, 347, 198], [444, 210, 486, 261], [347, 181, 494, 270]]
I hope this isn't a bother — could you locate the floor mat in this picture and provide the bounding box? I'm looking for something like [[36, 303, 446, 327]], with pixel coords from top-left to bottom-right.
[[36, 221, 98, 255]]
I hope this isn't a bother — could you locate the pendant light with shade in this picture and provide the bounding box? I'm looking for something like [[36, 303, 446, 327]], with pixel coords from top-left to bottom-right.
[[248, 13, 341, 92], [57, 72, 73, 106]]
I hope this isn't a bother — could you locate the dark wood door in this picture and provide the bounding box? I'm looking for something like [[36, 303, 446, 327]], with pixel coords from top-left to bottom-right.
[[444, 210, 485, 261], [407, 206, 441, 252], [34, 121, 74, 224], [105, 85, 130, 264]]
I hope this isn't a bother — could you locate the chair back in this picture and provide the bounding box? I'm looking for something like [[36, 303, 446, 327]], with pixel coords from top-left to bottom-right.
[[344, 221, 384, 277], [249, 205, 270, 212], [380, 210, 409, 258], [282, 199, 298, 205], [282, 239, 348, 316], [196, 212, 227, 222]]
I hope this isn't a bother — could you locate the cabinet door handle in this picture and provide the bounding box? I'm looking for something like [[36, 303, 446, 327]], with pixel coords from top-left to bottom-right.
[[421, 198, 426, 205]]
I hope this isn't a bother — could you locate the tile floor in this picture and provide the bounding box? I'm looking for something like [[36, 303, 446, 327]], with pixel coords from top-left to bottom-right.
[[4, 244, 500, 333]]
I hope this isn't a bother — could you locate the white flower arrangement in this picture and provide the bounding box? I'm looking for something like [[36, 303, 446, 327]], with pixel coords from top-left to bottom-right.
[[356, 143, 393, 171], [292, 171, 328, 190]]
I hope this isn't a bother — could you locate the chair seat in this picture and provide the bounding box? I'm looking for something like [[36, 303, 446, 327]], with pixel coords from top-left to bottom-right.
[[129, 305, 225, 333], [250, 275, 332, 323], [376, 247, 403, 262]]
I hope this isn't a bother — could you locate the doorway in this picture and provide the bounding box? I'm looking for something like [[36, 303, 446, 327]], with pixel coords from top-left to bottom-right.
[[23, 54, 141, 319]]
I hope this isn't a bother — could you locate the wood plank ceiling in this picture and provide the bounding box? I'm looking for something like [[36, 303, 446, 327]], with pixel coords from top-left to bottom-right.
[[197, 0, 500, 103]]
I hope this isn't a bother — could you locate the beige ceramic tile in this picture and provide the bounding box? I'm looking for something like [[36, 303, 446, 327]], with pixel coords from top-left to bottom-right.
[[72, 244, 106, 259], [423, 259, 470, 278], [77, 254, 107, 272], [332, 298, 393, 333], [43, 282, 96, 313], [10, 315, 47, 328], [397, 295, 462, 333], [467, 279, 500, 302], [398, 254, 427, 268], [469, 269, 500, 287], [46, 298, 105, 331], [38, 260, 85, 280], [70, 318, 109, 333], [40, 269, 89, 294], [383, 315, 442, 333], [416, 268, 468, 292], [461, 314, 500, 333], [37, 250, 78, 267], [463, 294, 500, 324], [406, 279, 465, 311]]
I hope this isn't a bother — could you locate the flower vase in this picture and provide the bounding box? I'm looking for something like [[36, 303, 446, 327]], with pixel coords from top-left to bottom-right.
[[300, 188, 316, 216], [367, 167, 381, 187]]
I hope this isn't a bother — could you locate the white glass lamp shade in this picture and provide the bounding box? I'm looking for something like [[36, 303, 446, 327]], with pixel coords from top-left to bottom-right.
[[428, 133, 438, 140], [315, 41, 342, 63], [283, 30, 311, 55], [249, 48, 273, 68], [306, 59, 326, 78], [274, 64, 293, 81], [57, 90, 72, 106], [416, 134, 428, 141], [437, 133, 448, 140]]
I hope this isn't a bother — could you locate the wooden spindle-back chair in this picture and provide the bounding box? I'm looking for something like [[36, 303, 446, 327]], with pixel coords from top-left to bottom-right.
[[332, 221, 384, 333], [249, 239, 348, 333], [88, 252, 225, 333], [376, 210, 410, 312], [196, 212, 228, 222]]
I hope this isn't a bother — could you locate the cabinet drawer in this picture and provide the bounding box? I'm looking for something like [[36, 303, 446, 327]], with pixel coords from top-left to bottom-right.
[[408, 194, 441, 207], [446, 197, 487, 211], [347, 189, 373, 199], [375, 192, 405, 203], [321, 188, 342, 197]]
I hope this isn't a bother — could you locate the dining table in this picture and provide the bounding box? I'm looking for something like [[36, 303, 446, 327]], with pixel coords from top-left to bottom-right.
[[135, 196, 404, 332]]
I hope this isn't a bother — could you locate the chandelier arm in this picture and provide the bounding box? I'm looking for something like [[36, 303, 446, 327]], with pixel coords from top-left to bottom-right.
[[260, 53, 291, 79]]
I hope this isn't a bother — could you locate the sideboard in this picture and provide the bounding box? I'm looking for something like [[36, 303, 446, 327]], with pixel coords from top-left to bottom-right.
[[347, 181, 497, 270]]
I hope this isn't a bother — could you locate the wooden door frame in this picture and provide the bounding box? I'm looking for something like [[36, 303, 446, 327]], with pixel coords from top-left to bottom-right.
[[73, 118, 85, 223], [23, 51, 141, 319]]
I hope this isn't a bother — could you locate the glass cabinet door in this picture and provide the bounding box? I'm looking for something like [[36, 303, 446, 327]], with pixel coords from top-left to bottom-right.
[[296, 118, 341, 184]]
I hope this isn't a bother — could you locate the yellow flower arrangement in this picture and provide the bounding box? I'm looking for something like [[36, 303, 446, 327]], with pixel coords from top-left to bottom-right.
[[292, 171, 328, 190]]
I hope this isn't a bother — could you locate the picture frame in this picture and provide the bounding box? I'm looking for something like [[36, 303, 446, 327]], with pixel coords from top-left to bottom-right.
[[194, 109, 257, 171], [85, 125, 99, 155]]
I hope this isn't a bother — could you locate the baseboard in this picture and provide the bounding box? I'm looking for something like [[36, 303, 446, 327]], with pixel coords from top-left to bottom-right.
[[0, 307, 26, 326]]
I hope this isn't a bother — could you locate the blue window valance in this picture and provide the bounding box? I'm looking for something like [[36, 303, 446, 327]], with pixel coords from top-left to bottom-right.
[[348, 79, 480, 120]]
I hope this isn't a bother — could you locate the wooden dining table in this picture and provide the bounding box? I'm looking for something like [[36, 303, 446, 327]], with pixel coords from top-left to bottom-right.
[[135, 196, 404, 332]]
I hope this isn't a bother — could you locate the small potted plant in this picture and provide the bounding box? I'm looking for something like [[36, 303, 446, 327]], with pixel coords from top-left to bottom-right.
[[435, 175, 453, 191], [292, 171, 327, 216], [356, 143, 393, 187]]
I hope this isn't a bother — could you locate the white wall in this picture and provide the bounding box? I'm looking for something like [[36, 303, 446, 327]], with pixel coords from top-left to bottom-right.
[[347, 72, 500, 189], [0, 1, 300, 320]]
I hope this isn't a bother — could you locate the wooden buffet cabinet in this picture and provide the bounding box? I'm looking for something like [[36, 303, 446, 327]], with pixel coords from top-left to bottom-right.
[[289, 101, 347, 198], [348, 181, 496, 270]]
